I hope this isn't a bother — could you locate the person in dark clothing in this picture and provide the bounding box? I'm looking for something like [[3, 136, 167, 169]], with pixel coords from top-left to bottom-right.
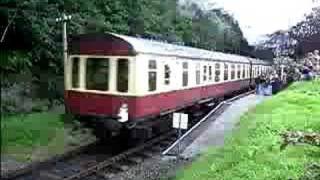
[[271, 74, 281, 94], [255, 76, 262, 94], [302, 65, 311, 80], [260, 74, 268, 95], [255, 75, 267, 95]]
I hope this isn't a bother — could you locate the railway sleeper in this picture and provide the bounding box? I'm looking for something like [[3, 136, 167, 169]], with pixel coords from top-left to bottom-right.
[[143, 150, 155, 157], [110, 164, 130, 172], [159, 140, 172, 147], [39, 171, 62, 180], [128, 156, 144, 164], [96, 172, 115, 180], [150, 145, 162, 152], [118, 159, 138, 166]]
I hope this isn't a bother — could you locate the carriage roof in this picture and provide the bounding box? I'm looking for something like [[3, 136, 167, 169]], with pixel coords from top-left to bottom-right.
[[70, 32, 270, 65]]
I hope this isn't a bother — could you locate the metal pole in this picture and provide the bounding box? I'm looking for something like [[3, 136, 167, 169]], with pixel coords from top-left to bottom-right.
[[177, 116, 182, 158], [56, 13, 72, 90], [63, 13, 68, 89]]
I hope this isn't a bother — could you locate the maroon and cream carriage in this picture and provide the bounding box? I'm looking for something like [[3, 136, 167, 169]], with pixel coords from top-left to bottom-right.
[[64, 33, 271, 139]]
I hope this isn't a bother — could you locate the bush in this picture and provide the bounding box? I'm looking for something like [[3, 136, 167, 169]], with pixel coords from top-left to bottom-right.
[[1, 71, 64, 115], [0, 51, 32, 74]]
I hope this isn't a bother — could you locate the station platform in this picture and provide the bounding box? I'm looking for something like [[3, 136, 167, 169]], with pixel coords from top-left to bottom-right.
[[181, 94, 268, 159]]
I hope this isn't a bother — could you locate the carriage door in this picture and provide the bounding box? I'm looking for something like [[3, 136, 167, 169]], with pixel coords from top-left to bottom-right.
[[164, 63, 171, 87], [160, 60, 172, 112]]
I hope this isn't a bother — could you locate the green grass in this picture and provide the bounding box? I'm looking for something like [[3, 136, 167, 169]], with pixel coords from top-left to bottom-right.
[[176, 81, 320, 180], [1, 113, 66, 161], [1, 112, 96, 162]]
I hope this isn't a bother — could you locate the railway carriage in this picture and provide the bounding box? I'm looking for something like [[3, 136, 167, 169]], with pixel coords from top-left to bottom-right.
[[65, 33, 271, 140]]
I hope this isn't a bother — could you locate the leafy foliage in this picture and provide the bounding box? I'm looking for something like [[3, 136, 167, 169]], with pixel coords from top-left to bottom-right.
[[0, 0, 250, 75], [300, 163, 320, 180], [280, 131, 320, 150], [0, 51, 31, 73], [258, 5, 320, 58]]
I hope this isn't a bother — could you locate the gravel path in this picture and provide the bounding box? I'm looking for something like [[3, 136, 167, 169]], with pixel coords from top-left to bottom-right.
[[102, 155, 192, 180], [181, 94, 268, 159]]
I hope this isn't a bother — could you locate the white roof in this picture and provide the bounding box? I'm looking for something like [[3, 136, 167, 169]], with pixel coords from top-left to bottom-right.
[[112, 33, 270, 65]]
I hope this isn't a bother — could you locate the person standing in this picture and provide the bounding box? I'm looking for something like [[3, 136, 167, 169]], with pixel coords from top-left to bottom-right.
[[260, 74, 267, 95], [313, 50, 320, 75], [255, 75, 262, 95]]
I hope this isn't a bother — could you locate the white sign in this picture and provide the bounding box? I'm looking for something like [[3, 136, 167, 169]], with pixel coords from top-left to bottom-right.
[[173, 113, 188, 129]]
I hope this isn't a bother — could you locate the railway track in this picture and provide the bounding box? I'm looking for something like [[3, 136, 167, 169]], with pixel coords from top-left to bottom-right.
[[9, 131, 177, 180], [63, 131, 177, 180], [6, 90, 254, 180]]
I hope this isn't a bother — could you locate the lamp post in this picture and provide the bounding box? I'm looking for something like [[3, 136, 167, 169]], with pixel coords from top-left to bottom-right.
[[56, 13, 72, 89]]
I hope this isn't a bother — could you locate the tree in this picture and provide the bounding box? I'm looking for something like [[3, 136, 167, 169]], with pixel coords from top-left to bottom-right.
[[0, 0, 251, 75], [258, 6, 320, 58]]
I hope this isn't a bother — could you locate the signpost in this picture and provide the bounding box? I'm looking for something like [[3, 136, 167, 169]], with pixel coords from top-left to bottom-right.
[[172, 113, 188, 157]]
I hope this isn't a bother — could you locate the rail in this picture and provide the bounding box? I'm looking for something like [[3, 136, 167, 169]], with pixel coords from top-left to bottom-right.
[[63, 131, 176, 180]]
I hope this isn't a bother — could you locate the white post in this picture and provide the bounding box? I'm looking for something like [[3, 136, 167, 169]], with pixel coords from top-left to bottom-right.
[[177, 116, 182, 158], [63, 14, 68, 89], [56, 13, 72, 89]]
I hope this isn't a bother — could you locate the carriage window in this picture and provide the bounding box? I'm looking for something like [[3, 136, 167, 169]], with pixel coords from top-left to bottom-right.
[[117, 59, 129, 92], [164, 64, 170, 85], [245, 65, 247, 78], [86, 58, 109, 91], [224, 63, 229, 81], [231, 64, 235, 80], [242, 64, 246, 78], [237, 64, 241, 79], [72, 57, 80, 88], [149, 60, 157, 69], [203, 65, 207, 82], [148, 60, 157, 91], [260, 66, 262, 75], [196, 63, 200, 85], [252, 67, 255, 77], [182, 62, 188, 87], [215, 63, 221, 82], [208, 66, 212, 81], [247, 65, 250, 78], [255, 66, 258, 77]]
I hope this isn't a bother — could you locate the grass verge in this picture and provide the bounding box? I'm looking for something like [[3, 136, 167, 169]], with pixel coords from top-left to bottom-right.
[[175, 80, 320, 180], [1, 112, 95, 162]]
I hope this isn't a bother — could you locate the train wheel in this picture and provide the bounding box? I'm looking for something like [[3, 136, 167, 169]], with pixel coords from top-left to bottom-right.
[[92, 126, 112, 142], [85, 118, 112, 142]]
